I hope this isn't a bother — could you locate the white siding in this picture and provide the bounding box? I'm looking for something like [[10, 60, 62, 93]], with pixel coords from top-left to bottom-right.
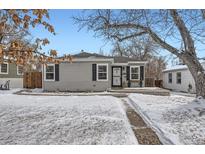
[[163, 70, 196, 93], [163, 62, 205, 93]]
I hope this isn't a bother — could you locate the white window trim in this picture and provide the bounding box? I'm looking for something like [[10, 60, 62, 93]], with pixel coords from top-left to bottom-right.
[[97, 63, 108, 81], [17, 65, 23, 76], [44, 64, 55, 81], [0, 62, 9, 74], [130, 66, 140, 80]]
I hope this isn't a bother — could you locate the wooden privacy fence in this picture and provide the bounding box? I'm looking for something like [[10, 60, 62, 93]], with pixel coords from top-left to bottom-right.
[[23, 72, 42, 89], [155, 80, 163, 88], [145, 77, 155, 87], [145, 78, 163, 87]]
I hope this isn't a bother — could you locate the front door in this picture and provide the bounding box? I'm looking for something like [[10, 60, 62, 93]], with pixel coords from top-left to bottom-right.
[[112, 66, 122, 87]]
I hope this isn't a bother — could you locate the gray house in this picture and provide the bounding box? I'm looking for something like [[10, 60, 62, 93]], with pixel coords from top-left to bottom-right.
[[42, 52, 146, 92], [0, 63, 23, 88]]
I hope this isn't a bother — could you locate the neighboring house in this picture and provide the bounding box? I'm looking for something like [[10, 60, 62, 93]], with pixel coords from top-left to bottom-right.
[[0, 62, 24, 88], [42, 52, 146, 92], [162, 61, 205, 93]]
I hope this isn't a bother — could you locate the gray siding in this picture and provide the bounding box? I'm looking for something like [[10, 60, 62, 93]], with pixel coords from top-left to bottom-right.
[[0, 63, 23, 88], [43, 61, 112, 92], [0, 63, 23, 78]]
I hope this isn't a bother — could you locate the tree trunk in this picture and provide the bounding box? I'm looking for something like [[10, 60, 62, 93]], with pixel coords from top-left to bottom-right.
[[181, 53, 205, 98], [195, 73, 205, 98]]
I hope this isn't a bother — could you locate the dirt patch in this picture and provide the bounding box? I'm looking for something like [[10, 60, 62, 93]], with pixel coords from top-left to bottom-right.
[[123, 101, 162, 145], [133, 128, 162, 145], [126, 108, 147, 127]]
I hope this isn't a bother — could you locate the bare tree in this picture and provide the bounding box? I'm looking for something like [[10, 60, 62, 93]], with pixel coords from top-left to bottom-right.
[[145, 56, 166, 80], [111, 37, 166, 80], [112, 41, 124, 56], [111, 37, 159, 60], [74, 9, 205, 98]]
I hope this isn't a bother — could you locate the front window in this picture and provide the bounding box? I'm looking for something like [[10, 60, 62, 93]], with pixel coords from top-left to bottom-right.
[[97, 64, 108, 81], [168, 73, 172, 83], [0, 63, 8, 74], [17, 65, 23, 75], [130, 66, 140, 80], [45, 64, 55, 81], [176, 72, 181, 84]]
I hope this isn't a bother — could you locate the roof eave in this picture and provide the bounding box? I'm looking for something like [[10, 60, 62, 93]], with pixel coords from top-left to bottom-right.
[[128, 61, 148, 64], [162, 68, 188, 73]]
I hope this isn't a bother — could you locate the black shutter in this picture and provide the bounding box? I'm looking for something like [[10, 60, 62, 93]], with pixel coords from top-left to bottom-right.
[[140, 66, 144, 87], [140, 66, 144, 80], [92, 64, 97, 81], [126, 66, 130, 87], [55, 64, 59, 81], [126, 66, 130, 80]]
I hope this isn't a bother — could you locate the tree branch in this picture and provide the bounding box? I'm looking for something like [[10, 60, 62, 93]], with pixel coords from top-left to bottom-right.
[[146, 28, 181, 57], [170, 10, 196, 55], [111, 31, 147, 42], [107, 22, 181, 57], [201, 9, 205, 19]]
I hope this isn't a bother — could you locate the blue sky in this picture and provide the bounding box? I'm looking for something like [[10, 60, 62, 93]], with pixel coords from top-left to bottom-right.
[[30, 9, 204, 61], [30, 9, 112, 57]]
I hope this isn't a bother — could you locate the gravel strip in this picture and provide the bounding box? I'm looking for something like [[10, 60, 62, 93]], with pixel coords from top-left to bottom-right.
[[123, 100, 162, 145]]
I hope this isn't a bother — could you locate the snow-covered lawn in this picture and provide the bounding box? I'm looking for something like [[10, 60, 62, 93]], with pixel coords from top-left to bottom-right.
[[129, 94, 205, 144], [0, 92, 137, 144]]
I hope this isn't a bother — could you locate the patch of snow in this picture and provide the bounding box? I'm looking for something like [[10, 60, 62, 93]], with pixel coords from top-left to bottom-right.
[[119, 98, 130, 112], [129, 93, 205, 144], [0, 88, 23, 95], [170, 91, 196, 97], [31, 88, 44, 93], [198, 71, 202, 75], [0, 94, 137, 144], [22, 89, 110, 96]]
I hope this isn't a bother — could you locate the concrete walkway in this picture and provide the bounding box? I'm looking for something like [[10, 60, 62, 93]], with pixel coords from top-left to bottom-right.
[[109, 87, 170, 96], [14, 89, 128, 97], [14, 87, 170, 98]]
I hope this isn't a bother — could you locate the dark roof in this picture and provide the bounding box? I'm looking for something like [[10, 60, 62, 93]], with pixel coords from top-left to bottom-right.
[[113, 57, 142, 63], [60, 51, 146, 63], [72, 51, 109, 58]]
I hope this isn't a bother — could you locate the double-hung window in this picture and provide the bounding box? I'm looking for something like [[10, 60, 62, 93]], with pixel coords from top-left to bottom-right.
[[45, 64, 55, 81], [168, 73, 172, 83], [0, 63, 8, 74], [17, 65, 23, 75], [130, 66, 140, 80], [176, 72, 181, 84], [97, 64, 108, 81]]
